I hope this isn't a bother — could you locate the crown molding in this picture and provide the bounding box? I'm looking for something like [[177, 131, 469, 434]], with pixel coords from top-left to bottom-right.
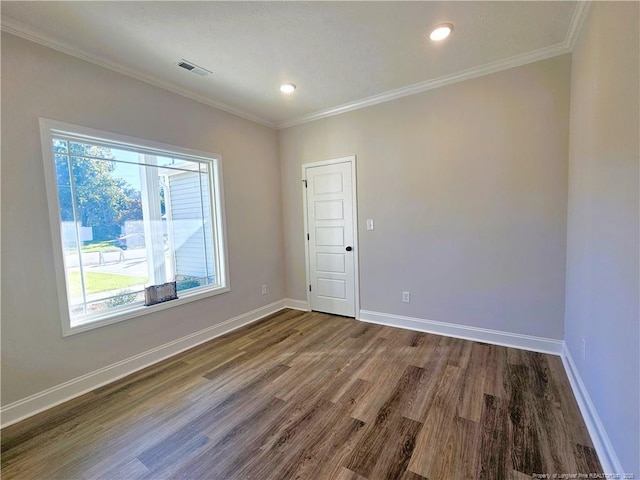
[[3, 1, 590, 132], [277, 42, 575, 130], [0, 18, 277, 129], [565, 1, 591, 51], [278, 42, 570, 129], [277, 1, 591, 129]]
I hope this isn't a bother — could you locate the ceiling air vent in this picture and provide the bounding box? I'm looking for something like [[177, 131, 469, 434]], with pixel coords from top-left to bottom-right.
[[176, 59, 212, 77]]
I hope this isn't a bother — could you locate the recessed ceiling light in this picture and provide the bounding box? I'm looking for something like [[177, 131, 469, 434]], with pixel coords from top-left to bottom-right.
[[429, 24, 453, 41], [280, 83, 296, 94]]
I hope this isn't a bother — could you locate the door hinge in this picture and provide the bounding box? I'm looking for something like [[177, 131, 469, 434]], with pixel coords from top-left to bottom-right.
[[302, 179, 307, 188], [309, 285, 312, 292], [307, 233, 310, 241]]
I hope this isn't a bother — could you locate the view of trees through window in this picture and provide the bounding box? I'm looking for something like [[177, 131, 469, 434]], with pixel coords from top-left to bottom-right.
[[51, 135, 219, 325]]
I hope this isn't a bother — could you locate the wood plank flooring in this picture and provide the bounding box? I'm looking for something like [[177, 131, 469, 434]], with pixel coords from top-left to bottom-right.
[[1, 309, 601, 480]]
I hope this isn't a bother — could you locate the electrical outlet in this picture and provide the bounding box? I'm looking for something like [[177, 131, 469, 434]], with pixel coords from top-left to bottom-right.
[[261, 284, 267, 295], [402, 291, 410, 303], [582, 338, 586, 360]]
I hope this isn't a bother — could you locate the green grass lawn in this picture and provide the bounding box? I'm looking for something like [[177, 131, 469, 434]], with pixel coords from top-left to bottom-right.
[[64, 240, 121, 254], [68, 271, 147, 297], [80, 240, 119, 252]]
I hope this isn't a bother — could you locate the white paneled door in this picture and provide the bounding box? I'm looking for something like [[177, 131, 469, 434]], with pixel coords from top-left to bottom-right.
[[304, 159, 357, 317]]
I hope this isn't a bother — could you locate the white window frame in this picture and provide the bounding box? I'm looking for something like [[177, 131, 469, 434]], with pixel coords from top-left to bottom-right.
[[39, 118, 230, 336]]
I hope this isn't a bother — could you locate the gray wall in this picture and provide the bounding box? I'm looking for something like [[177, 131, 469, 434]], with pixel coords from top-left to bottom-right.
[[4, 8, 638, 472], [280, 55, 571, 339], [565, 2, 640, 474], [1, 33, 285, 405]]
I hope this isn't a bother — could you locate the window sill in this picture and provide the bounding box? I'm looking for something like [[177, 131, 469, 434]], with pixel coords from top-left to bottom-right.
[[63, 285, 230, 336]]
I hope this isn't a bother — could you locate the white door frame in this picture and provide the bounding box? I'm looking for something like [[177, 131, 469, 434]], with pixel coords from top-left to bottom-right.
[[302, 155, 360, 319]]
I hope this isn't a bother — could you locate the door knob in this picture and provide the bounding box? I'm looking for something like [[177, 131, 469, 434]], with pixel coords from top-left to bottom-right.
[[346, 246, 353, 252]]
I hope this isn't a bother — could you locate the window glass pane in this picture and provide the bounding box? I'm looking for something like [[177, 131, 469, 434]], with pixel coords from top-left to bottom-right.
[[63, 151, 149, 322], [53, 138, 68, 154], [69, 141, 117, 161], [166, 168, 215, 292], [155, 155, 182, 169], [55, 152, 85, 314], [48, 130, 224, 327]]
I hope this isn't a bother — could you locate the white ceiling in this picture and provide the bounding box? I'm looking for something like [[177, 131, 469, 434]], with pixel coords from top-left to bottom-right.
[[1, 1, 586, 128]]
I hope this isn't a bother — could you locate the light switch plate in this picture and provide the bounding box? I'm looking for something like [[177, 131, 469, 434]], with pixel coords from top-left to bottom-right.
[[366, 219, 374, 231]]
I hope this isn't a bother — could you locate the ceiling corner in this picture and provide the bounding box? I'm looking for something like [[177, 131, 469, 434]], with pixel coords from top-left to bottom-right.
[[1, 17, 277, 129], [565, 1, 592, 51]]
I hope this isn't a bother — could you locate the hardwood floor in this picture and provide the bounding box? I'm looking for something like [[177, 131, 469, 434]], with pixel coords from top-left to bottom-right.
[[1, 309, 601, 479]]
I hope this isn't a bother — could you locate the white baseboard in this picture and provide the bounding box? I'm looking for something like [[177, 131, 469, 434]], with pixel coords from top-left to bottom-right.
[[0, 299, 289, 429], [358, 309, 564, 355], [283, 298, 309, 311], [3, 299, 622, 478], [561, 343, 625, 475], [357, 310, 625, 474]]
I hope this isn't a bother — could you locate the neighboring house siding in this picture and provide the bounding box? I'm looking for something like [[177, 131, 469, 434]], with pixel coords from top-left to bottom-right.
[[168, 172, 214, 282]]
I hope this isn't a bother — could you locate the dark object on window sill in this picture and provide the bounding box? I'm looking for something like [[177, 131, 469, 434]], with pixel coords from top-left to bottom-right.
[[145, 281, 178, 306]]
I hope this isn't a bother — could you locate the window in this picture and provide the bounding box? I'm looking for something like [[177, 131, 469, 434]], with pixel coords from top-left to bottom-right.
[[40, 119, 229, 335]]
